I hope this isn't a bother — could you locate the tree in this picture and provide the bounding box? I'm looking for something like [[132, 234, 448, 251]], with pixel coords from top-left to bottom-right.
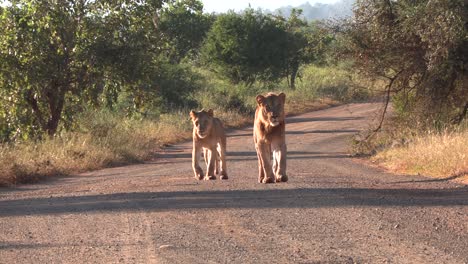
[[157, 0, 214, 62], [201, 9, 289, 85], [0, 0, 202, 140], [201, 8, 323, 89], [338, 0, 467, 126], [0, 0, 100, 137], [275, 9, 309, 89]]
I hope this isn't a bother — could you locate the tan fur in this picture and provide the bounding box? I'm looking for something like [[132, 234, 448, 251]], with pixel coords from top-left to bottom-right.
[[253, 92, 287, 183], [190, 109, 228, 180]]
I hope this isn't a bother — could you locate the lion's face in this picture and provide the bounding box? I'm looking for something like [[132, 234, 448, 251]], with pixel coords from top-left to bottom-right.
[[256, 92, 286, 127], [190, 109, 214, 139]]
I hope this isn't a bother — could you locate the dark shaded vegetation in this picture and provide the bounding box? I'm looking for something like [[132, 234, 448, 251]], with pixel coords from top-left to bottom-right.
[[339, 0, 467, 129]]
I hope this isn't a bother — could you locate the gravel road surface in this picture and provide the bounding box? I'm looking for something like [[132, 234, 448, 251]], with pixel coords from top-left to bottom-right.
[[1, 103, 467, 264]]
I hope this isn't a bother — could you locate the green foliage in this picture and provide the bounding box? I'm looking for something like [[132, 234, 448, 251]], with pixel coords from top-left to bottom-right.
[[201, 8, 325, 88], [158, 0, 214, 62], [0, 0, 202, 141], [193, 68, 257, 115], [280, 64, 368, 102], [1, 1, 91, 137], [201, 9, 285, 85], [280, 9, 311, 88], [340, 0, 467, 126]]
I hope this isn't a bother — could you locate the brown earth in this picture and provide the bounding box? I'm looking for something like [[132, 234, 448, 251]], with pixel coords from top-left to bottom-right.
[[1, 103, 467, 264]]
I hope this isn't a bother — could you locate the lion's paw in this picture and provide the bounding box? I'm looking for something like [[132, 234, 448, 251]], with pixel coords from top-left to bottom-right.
[[262, 177, 275, 184], [204, 175, 216, 180], [276, 174, 288, 182]]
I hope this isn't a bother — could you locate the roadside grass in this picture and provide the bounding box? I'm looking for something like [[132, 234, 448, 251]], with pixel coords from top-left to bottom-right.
[[351, 102, 468, 184], [0, 65, 357, 186], [0, 111, 192, 186], [371, 129, 468, 183]]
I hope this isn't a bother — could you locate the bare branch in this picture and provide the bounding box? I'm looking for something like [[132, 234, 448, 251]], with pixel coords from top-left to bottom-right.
[[365, 69, 404, 140]]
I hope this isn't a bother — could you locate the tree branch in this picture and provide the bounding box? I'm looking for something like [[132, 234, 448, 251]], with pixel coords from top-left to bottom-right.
[[365, 69, 404, 140], [25, 89, 47, 131]]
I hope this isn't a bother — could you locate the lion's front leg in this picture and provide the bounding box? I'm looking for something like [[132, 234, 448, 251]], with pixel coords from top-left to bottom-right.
[[203, 148, 209, 169], [204, 147, 217, 180], [255, 144, 265, 183], [214, 153, 220, 176], [272, 141, 287, 182], [192, 142, 204, 180], [256, 142, 274, 183], [217, 141, 228, 180]]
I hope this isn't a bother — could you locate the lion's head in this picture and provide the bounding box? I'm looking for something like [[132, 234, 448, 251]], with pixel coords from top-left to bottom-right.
[[255, 92, 286, 127], [190, 109, 214, 139]]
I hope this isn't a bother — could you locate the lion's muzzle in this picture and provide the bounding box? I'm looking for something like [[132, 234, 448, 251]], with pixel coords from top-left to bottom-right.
[[269, 115, 281, 127], [197, 130, 209, 138]]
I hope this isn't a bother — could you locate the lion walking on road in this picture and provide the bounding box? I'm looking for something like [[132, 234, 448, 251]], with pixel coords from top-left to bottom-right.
[[253, 92, 287, 183], [190, 109, 228, 180]]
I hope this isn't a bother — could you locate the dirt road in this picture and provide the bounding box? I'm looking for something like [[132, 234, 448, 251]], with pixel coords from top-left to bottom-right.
[[1, 103, 467, 264]]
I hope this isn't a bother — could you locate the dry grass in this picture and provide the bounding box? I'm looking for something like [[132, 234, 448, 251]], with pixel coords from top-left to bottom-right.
[[286, 97, 339, 116], [215, 110, 252, 128], [0, 111, 192, 186], [372, 130, 468, 183]]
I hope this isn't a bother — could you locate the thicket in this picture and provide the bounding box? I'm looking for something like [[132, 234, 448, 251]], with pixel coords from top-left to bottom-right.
[[338, 0, 467, 131], [342, 0, 468, 180]]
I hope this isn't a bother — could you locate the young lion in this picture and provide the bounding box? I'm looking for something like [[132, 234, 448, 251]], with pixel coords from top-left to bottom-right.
[[190, 109, 228, 180], [253, 92, 287, 183]]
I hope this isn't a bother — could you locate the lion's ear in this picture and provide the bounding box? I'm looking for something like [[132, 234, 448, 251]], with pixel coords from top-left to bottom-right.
[[189, 110, 197, 120], [278, 92, 286, 104], [256, 95, 265, 106], [207, 109, 214, 117]]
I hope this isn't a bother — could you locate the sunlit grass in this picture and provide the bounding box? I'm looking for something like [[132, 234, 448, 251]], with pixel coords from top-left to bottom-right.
[[372, 129, 468, 182], [0, 111, 192, 186]]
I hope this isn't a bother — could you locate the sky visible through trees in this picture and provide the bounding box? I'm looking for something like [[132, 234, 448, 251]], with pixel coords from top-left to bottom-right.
[[200, 0, 340, 13]]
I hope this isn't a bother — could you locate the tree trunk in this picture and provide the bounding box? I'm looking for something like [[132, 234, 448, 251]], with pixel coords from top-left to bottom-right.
[[452, 102, 468, 125], [290, 63, 299, 90], [46, 109, 61, 137], [45, 85, 66, 137]]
